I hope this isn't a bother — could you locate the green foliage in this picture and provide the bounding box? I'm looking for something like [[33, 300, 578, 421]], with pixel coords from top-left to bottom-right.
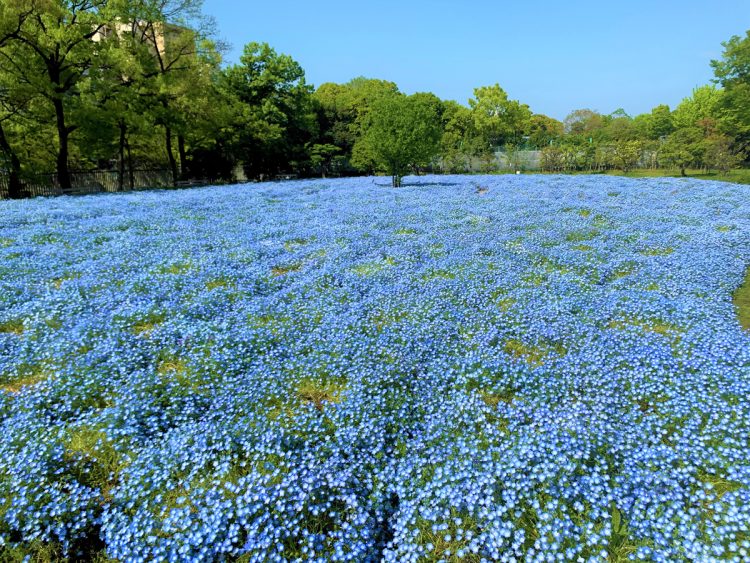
[[672, 86, 723, 130], [732, 266, 750, 330], [659, 128, 706, 174], [469, 84, 532, 152], [222, 41, 315, 178], [354, 93, 442, 186]]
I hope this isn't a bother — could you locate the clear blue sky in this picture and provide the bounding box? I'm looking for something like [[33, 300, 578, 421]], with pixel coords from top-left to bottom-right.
[[204, 0, 749, 120]]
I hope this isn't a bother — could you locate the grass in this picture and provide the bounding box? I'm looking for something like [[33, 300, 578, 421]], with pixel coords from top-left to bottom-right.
[[733, 267, 750, 330], [296, 379, 346, 411], [565, 230, 599, 242], [205, 277, 234, 290], [283, 237, 308, 251], [350, 256, 396, 276], [65, 426, 126, 502], [503, 338, 566, 366], [640, 247, 674, 257], [156, 261, 193, 275], [271, 261, 303, 276], [415, 511, 483, 562], [132, 312, 166, 335], [0, 319, 24, 335], [607, 317, 680, 337], [0, 364, 50, 394]]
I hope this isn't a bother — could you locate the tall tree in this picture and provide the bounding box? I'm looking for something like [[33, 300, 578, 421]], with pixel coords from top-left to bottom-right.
[[128, 0, 217, 185], [527, 114, 563, 148], [313, 77, 399, 172], [563, 109, 604, 137], [0, 3, 35, 198], [0, 0, 115, 192], [711, 31, 750, 153], [469, 84, 531, 151], [439, 100, 475, 173], [672, 85, 723, 130], [222, 41, 315, 179], [354, 92, 442, 187]]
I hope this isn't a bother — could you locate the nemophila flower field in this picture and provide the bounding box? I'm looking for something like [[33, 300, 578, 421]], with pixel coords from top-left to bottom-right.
[[1, 175, 750, 561]]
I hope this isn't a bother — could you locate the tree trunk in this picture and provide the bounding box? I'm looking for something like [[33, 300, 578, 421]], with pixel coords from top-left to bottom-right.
[[177, 134, 188, 181], [118, 120, 127, 192], [164, 125, 178, 187], [0, 121, 22, 199], [680, 166, 686, 177], [52, 97, 72, 193], [126, 137, 135, 190]]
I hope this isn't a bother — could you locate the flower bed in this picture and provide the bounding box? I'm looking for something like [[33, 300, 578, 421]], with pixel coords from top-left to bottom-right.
[[0, 175, 749, 561]]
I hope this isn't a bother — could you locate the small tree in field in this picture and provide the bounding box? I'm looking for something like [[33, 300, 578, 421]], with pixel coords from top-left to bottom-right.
[[355, 93, 441, 187]]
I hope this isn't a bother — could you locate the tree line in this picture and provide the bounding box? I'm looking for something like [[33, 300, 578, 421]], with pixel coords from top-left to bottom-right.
[[1, 1, 749, 196]]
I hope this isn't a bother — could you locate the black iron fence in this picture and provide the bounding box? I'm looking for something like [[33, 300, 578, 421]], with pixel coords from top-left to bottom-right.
[[0, 169, 205, 199]]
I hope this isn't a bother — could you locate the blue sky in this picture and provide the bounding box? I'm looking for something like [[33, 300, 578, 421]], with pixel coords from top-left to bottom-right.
[[204, 0, 749, 120]]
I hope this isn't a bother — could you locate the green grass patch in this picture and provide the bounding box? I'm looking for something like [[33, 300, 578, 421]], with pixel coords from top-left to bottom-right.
[[573, 244, 593, 252], [297, 378, 346, 411], [503, 338, 566, 366], [609, 262, 637, 280], [350, 257, 396, 276], [132, 312, 166, 335], [205, 277, 235, 290], [395, 227, 418, 235], [0, 364, 50, 394], [0, 319, 24, 335], [607, 317, 679, 336], [283, 238, 308, 251], [157, 261, 193, 275], [422, 268, 457, 281], [415, 511, 482, 562], [565, 230, 599, 243], [733, 266, 750, 331], [272, 261, 303, 276], [65, 426, 127, 501], [31, 232, 64, 245], [696, 470, 743, 499], [51, 271, 81, 289], [640, 247, 674, 257]]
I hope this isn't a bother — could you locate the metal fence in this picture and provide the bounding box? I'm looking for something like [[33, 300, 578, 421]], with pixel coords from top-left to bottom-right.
[[0, 169, 183, 199]]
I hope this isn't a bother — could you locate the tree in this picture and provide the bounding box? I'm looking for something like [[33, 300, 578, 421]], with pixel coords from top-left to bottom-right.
[[469, 84, 531, 154], [704, 135, 744, 173], [647, 104, 675, 139], [540, 145, 565, 172], [659, 127, 705, 175], [672, 85, 723, 130], [527, 114, 563, 148], [355, 93, 442, 187], [129, 0, 219, 186], [711, 31, 750, 153], [309, 143, 341, 177], [222, 41, 315, 179], [0, 3, 35, 198], [313, 77, 399, 173], [0, 0, 114, 192], [439, 100, 475, 173], [611, 140, 643, 172], [563, 109, 604, 136]]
